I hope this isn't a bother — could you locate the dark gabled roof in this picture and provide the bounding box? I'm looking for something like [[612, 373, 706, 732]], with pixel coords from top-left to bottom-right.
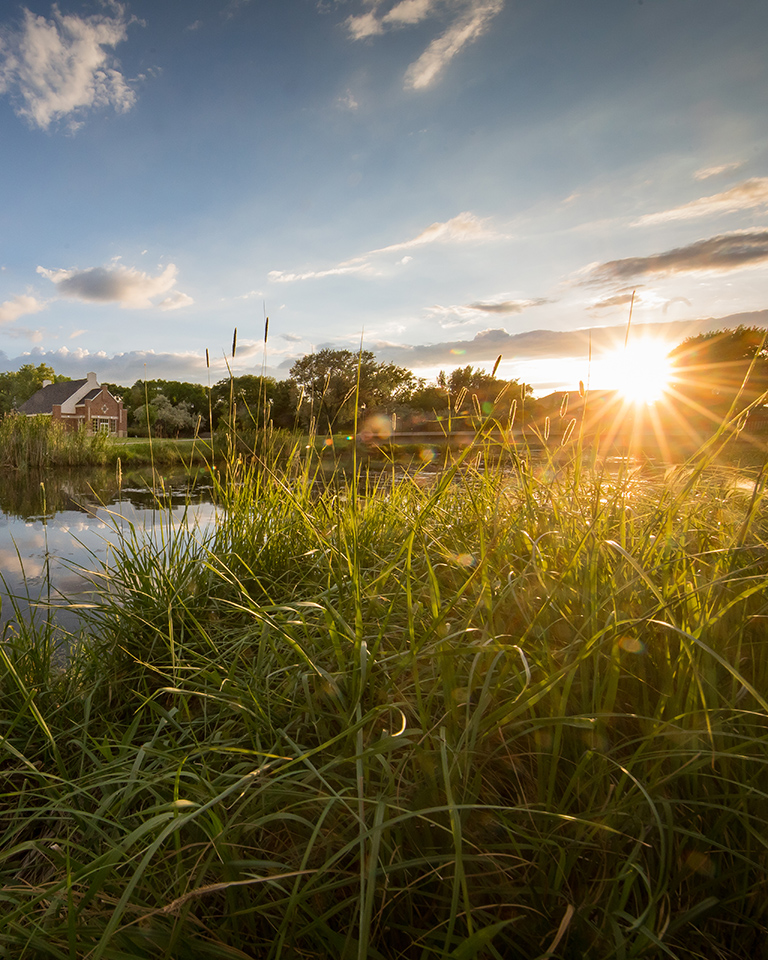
[[82, 388, 101, 401], [17, 379, 88, 415]]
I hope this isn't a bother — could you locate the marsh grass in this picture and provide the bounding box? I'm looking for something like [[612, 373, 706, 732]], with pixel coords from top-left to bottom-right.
[[0, 414, 113, 470], [1, 404, 768, 958]]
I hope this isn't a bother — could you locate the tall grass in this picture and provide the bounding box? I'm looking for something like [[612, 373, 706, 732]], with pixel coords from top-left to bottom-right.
[[1, 412, 768, 958], [0, 414, 113, 469]]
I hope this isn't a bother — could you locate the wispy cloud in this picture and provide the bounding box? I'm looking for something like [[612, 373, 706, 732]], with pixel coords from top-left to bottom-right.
[[427, 296, 551, 327], [590, 293, 639, 310], [405, 0, 504, 90], [583, 230, 768, 285], [36, 262, 193, 309], [0, 3, 140, 131], [633, 178, 768, 226], [694, 161, 744, 181], [345, 0, 505, 89], [366, 211, 497, 255], [466, 297, 550, 314], [3, 325, 43, 342], [0, 293, 46, 323], [337, 88, 359, 110], [268, 263, 374, 284], [269, 211, 497, 283]]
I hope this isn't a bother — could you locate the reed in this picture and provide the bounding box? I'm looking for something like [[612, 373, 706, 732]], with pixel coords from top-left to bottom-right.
[[0, 410, 767, 958], [0, 413, 113, 469]]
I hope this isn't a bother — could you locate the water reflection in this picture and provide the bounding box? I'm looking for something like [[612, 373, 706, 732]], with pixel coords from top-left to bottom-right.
[[0, 467, 218, 633]]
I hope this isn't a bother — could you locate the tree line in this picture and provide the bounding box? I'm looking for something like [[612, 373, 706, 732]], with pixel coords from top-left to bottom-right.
[[2, 328, 768, 438]]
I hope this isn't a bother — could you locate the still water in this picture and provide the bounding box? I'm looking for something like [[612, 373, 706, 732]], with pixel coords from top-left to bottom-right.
[[0, 466, 219, 634]]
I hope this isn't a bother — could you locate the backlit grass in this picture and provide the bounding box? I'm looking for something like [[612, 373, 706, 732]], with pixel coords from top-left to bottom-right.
[[1, 420, 768, 958]]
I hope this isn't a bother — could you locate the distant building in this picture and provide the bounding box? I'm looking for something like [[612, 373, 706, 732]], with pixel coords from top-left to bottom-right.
[[17, 372, 128, 437]]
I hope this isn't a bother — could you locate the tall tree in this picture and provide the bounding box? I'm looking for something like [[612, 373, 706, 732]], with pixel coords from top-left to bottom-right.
[[289, 350, 415, 430]]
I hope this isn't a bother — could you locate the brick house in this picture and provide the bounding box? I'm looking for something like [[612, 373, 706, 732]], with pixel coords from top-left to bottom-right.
[[17, 372, 128, 437]]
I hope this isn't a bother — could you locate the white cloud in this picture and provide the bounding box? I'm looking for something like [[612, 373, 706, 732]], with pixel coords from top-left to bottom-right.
[[159, 291, 194, 311], [0, 3, 139, 131], [268, 263, 374, 283], [0, 293, 46, 323], [269, 211, 498, 283], [346, 11, 385, 39], [345, 0, 505, 89], [36, 262, 192, 309], [365, 211, 496, 255], [337, 88, 359, 110], [405, 0, 504, 90], [633, 178, 768, 226], [694, 161, 744, 181]]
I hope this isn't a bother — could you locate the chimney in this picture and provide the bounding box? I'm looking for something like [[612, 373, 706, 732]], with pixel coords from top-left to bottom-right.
[[42, 379, 52, 388], [87, 371, 98, 385]]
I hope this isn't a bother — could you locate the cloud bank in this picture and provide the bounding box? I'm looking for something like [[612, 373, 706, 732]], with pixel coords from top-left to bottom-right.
[[373, 311, 768, 370], [0, 3, 139, 131], [37, 262, 192, 309]]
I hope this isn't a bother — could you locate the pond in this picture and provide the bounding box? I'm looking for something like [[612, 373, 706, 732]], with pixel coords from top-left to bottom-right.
[[0, 466, 219, 635]]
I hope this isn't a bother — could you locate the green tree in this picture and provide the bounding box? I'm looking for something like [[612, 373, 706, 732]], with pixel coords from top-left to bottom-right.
[[210, 375, 293, 430], [132, 394, 196, 438], [107, 379, 210, 434], [289, 350, 415, 430], [0, 363, 70, 416], [669, 327, 768, 427]]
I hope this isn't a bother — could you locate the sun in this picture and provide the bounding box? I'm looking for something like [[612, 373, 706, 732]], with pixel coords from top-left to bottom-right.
[[600, 340, 672, 404]]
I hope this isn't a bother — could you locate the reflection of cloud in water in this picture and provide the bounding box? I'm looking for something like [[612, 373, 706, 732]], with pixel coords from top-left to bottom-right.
[[0, 486, 220, 627]]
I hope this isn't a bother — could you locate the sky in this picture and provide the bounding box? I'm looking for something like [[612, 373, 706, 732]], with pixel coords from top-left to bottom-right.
[[1, 0, 768, 395]]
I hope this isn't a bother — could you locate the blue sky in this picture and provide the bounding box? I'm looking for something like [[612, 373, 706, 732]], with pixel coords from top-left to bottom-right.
[[1, 0, 767, 393]]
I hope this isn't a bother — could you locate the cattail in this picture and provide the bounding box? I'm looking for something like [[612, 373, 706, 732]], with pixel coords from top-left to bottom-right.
[[472, 393, 482, 418], [205, 348, 210, 369], [562, 417, 577, 445], [391, 412, 397, 433], [579, 380, 585, 399], [455, 386, 467, 411], [544, 416, 550, 441], [560, 393, 569, 418], [296, 385, 305, 413], [491, 354, 502, 378], [494, 382, 510, 404], [232, 328, 237, 358], [509, 398, 517, 428], [264, 316, 269, 343]]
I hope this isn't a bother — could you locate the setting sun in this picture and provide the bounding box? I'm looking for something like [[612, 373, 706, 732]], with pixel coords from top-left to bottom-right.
[[600, 341, 672, 404]]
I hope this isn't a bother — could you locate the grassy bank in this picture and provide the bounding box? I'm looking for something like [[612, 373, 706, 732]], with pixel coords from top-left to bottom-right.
[[1, 427, 768, 959]]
